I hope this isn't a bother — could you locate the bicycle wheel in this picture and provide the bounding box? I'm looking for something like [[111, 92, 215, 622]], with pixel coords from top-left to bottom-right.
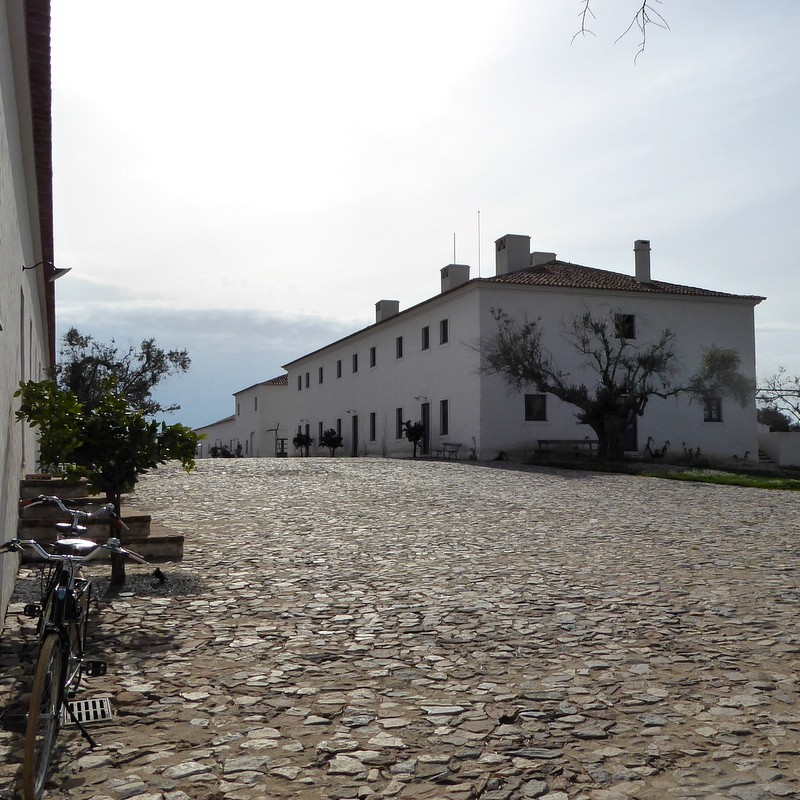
[[22, 633, 64, 800]]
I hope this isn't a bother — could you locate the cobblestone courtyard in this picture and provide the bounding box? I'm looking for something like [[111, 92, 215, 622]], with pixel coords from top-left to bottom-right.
[[1, 458, 799, 800]]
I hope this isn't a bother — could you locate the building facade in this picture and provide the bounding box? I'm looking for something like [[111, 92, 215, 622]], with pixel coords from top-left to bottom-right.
[[199, 234, 763, 464], [1, 0, 58, 628]]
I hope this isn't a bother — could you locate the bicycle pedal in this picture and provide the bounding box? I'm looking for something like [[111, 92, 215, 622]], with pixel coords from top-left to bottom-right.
[[2, 714, 27, 733], [84, 660, 107, 677], [23, 603, 41, 618]]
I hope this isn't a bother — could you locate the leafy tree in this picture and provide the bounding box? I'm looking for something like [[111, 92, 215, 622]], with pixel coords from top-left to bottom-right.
[[16, 379, 198, 584], [57, 327, 190, 416], [403, 420, 426, 458], [292, 432, 313, 457], [758, 367, 800, 429], [482, 308, 754, 461], [319, 428, 344, 457]]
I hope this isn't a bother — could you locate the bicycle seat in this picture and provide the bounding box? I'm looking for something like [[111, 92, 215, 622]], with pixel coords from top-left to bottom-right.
[[53, 538, 99, 556]]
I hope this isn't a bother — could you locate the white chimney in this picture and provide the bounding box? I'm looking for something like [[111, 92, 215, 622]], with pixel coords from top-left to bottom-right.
[[375, 300, 400, 323], [440, 264, 470, 293], [495, 234, 531, 275], [634, 239, 651, 283], [531, 251, 556, 266]]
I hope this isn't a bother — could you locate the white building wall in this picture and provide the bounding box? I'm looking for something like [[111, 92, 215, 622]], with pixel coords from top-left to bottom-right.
[[285, 288, 483, 458], [1, 2, 55, 629], [475, 283, 760, 461]]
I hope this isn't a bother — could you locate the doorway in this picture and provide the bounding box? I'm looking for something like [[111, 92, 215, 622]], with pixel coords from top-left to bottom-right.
[[351, 415, 359, 457], [420, 403, 430, 456]]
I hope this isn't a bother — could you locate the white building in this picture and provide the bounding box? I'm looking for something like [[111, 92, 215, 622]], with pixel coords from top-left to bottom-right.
[[196, 375, 290, 458], [199, 234, 764, 463], [1, 0, 59, 627]]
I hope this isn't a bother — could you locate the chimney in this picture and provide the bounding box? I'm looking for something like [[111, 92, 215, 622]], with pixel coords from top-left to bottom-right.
[[634, 239, 651, 283], [531, 251, 556, 266], [440, 263, 470, 293], [495, 234, 531, 275], [375, 300, 399, 323]]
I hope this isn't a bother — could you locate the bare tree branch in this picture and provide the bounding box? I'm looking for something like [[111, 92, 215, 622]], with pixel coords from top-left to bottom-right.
[[574, 0, 670, 61]]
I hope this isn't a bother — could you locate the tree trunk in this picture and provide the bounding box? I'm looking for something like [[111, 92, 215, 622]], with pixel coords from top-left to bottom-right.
[[108, 490, 126, 586], [602, 415, 625, 461]]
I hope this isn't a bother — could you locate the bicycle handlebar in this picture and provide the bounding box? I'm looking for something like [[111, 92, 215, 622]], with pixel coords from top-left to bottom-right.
[[22, 495, 129, 530], [0, 538, 148, 565]]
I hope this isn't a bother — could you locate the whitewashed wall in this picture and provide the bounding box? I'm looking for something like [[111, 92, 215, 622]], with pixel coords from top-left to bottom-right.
[[1, 3, 54, 629], [476, 283, 760, 461]]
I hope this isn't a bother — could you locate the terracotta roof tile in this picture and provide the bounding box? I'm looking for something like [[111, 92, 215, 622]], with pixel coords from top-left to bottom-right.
[[481, 260, 764, 301]]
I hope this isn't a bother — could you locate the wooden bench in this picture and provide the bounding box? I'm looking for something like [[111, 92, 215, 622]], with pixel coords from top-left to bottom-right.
[[433, 442, 461, 460], [536, 438, 598, 457]]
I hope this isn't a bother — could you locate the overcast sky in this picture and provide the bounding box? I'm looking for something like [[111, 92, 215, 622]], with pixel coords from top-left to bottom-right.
[[49, 1, 800, 428]]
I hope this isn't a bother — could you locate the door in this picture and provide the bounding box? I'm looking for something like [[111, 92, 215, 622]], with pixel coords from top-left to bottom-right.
[[420, 403, 430, 456], [351, 415, 359, 457]]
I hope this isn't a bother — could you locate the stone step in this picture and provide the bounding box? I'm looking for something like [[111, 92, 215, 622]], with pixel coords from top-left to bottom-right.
[[20, 476, 91, 499]]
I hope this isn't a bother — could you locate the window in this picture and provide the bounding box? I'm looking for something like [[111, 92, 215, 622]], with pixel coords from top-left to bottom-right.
[[615, 313, 636, 339], [336, 359, 342, 378], [370, 346, 377, 368], [297, 376, 302, 391], [305, 372, 310, 388], [439, 319, 449, 345], [396, 407, 404, 439], [704, 397, 723, 422], [525, 394, 547, 421], [369, 412, 376, 441], [396, 336, 403, 359], [336, 418, 342, 436], [319, 421, 324, 441], [421, 326, 430, 350], [318, 366, 324, 384], [352, 353, 359, 373], [439, 399, 449, 436], [237, 403, 241, 416], [254, 396, 258, 411]]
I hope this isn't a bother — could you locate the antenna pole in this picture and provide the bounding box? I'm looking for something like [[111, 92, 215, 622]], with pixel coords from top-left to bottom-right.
[[477, 210, 481, 277]]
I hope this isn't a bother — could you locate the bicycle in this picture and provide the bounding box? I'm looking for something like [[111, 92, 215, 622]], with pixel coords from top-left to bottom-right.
[[2, 495, 147, 800]]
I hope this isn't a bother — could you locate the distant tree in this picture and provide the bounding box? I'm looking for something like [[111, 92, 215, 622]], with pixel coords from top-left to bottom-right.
[[574, 0, 669, 60], [758, 368, 800, 429], [292, 432, 313, 457], [403, 420, 426, 458], [57, 327, 190, 416], [319, 428, 344, 457], [482, 308, 754, 461], [756, 405, 798, 432]]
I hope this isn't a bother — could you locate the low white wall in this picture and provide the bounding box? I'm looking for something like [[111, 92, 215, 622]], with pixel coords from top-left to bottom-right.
[[758, 431, 800, 468]]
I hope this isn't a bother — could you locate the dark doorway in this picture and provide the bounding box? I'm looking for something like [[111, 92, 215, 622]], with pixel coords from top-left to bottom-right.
[[351, 415, 359, 457], [420, 403, 430, 456]]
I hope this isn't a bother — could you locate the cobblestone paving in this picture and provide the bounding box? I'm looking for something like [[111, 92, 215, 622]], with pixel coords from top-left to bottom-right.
[[1, 458, 799, 800]]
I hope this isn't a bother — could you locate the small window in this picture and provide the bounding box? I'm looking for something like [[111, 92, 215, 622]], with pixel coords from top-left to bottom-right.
[[352, 353, 358, 373], [297, 376, 302, 391], [396, 336, 403, 359], [439, 319, 449, 345], [305, 372, 310, 388], [336, 418, 342, 436], [254, 396, 258, 411], [369, 412, 376, 441], [704, 397, 723, 422], [396, 407, 404, 439], [440, 399, 449, 436], [421, 326, 430, 351], [615, 313, 636, 339], [336, 359, 342, 379], [237, 403, 241, 416], [525, 394, 547, 421], [318, 366, 324, 384], [318, 421, 323, 441], [370, 346, 377, 368]]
